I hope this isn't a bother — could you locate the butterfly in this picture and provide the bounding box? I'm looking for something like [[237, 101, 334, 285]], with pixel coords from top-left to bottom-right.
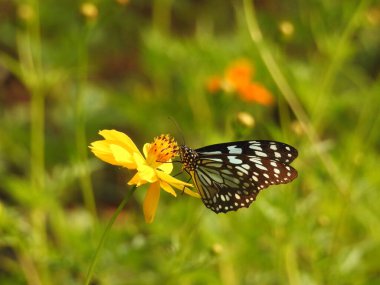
[[179, 140, 298, 213]]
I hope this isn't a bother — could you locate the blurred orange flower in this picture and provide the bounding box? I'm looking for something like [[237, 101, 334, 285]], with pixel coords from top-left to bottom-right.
[[238, 83, 274, 105], [206, 76, 222, 93], [206, 59, 274, 105], [224, 59, 252, 90]]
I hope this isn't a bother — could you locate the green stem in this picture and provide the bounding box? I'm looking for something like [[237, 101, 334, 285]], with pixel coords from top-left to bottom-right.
[[85, 186, 137, 285], [152, 0, 172, 35], [242, 0, 347, 196], [20, 1, 50, 283], [76, 23, 97, 218], [313, 0, 370, 130]]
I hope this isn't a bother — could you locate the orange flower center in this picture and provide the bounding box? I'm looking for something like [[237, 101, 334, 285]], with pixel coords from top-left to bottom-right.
[[146, 134, 179, 167]]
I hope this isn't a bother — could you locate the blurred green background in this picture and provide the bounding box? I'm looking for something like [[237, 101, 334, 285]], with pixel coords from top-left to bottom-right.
[[1, 0, 380, 284]]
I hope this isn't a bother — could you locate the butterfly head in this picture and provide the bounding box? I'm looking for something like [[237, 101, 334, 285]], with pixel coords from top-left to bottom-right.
[[179, 145, 198, 171]]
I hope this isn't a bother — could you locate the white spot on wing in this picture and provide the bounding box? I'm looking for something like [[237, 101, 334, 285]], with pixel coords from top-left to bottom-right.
[[227, 145, 243, 154], [256, 164, 268, 171], [255, 151, 268, 157], [236, 166, 249, 175], [207, 158, 223, 162], [242, 164, 250, 170], [249, 145, 263, 151], [250, 157, 263, 165], [270, 144, 277, 151], [201, 151, 222, 155], [228, 156, 243, 164]]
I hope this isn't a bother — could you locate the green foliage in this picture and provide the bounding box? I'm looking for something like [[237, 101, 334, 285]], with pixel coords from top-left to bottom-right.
[[1, 0, 380, 284]]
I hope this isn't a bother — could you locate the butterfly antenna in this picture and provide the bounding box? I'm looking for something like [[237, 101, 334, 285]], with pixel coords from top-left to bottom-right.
[[168, 116, 186, 146]]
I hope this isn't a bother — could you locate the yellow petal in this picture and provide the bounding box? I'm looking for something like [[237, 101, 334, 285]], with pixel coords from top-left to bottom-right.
[[156, 171, 199, 198], [137, 165, 157, 183], [157, 160, 173, 174], [159, 180, 177, 197], [99, 129, 140, 154], [134, 153, 157, 183], [133, 151, 147, 166], [109, 144, 137, 168], [90, 141, 119, 165], [143, 182, 161, 223], [90, 140, 110, 154], [142, 143, 150, 158], [156, 171, 192, 188], [91, 130, 144, 169], [128, 172, 146, 187], [182, 187, 201, 198]]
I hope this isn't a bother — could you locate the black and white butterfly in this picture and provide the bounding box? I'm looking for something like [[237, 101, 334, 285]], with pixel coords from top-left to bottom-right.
[[179, 140, 298, 213]]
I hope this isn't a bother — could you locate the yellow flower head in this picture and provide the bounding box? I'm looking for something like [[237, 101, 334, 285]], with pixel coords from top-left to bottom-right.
[[90, 130, 199, 223], [143, 134, 179, 169]]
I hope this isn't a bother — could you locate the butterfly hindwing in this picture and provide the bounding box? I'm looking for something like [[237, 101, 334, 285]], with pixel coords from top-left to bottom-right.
[[192, 153, 297, 213]]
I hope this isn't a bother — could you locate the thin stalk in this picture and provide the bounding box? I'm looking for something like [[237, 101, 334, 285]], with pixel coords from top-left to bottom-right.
[[30, 87, 45, 195], [151, 0, 173, 100], [152, 0, 172, 35], [284, 244, 301, 285], [313, 0, 370, 129], [19, 0, 50, 283], [85, 186, 137, 285], [21, 0, 44, 198], [243, 0, 347, 195], [75, 23, 97, 218], [242, 1, 370, 281]]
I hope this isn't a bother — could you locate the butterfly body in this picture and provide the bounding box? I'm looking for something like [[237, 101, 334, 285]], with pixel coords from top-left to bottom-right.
[[179, 140, 298, 213]]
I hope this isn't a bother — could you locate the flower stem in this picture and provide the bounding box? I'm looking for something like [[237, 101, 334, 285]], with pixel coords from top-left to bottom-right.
[[85, 186, 137, 285]]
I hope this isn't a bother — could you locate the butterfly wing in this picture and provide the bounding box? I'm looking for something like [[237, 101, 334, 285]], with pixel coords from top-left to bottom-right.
[[196, 140, 298, 164], [191, 152, 298, 213], [180, 141, 298, 213]]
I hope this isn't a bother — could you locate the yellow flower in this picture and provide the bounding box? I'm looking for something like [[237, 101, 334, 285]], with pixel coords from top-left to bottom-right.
[[90, 130, 199, 223], [80, 2, 98, 20]]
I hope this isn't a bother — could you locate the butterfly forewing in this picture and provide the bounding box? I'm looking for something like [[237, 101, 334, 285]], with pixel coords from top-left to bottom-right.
[[196, 140, 298, 164], [180, 140, 298, 213]]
